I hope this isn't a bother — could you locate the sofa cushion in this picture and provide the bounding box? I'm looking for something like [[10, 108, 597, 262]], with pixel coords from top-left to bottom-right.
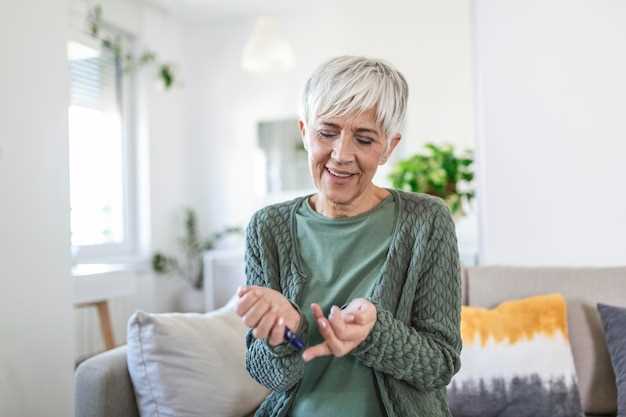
[[447, 293, 584, 417], [126, 295, 270, 417], [597, 303, 626, 417], [466, 266, 626, 415]]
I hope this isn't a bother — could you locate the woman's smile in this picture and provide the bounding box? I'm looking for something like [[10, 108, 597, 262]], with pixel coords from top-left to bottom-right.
[[324, 166, 358, 184]]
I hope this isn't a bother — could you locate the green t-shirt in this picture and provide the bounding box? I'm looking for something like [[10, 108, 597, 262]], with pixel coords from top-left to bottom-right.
[[288, 192, 396, 417]]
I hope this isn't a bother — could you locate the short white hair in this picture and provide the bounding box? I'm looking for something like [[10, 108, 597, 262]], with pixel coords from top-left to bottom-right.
[[300, 55, 409, 137]]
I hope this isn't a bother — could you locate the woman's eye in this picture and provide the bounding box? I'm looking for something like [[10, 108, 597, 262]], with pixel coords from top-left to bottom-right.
[[319, 130, 337, 138], [357, 138, 373, 145]]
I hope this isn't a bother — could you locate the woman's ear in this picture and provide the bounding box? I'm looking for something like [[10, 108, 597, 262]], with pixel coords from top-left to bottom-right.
[[298, 119, 308, 151], [379, 133, 401, 164]]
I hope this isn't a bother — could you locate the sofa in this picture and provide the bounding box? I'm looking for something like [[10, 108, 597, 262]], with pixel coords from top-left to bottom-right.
[[75, 266, 626, 417]]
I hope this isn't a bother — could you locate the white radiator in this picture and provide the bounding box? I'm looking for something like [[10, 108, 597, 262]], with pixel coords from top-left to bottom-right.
[[203, 248, 246, 311]]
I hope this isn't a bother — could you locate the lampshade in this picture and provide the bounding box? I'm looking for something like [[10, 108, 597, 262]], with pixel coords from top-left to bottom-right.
[[242, 16, 295, 74]]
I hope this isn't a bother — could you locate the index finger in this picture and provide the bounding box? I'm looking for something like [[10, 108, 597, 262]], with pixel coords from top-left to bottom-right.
[[310, 303, 326, 321], [237, 285, 247, 297], [235, 291, 261, 317], [237, 285, 257, 297], [316, 317, 344, 355]]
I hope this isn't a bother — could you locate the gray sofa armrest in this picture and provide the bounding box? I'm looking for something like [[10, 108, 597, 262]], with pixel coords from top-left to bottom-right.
[[75, 345, 139, 417]]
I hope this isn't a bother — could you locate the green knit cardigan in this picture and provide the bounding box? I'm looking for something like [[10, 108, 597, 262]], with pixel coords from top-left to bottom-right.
[[244, 189, 462, 417]]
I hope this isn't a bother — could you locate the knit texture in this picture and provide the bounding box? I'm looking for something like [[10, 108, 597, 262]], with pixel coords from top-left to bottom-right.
[[244, 189, 462, 417]]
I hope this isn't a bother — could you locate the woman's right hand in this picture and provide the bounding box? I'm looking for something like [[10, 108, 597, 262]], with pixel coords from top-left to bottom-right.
[[235, 285, 301, 347]]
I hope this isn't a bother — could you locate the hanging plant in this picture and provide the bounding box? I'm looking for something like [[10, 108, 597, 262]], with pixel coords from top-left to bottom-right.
[[87, 4, 177, 90]]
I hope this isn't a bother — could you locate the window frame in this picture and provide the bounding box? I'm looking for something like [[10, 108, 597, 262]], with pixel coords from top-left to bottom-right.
[[68, 24, 140, 265]]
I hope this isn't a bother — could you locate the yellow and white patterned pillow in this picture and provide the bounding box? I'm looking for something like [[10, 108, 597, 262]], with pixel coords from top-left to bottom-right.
[[447, 293, 584, 417]]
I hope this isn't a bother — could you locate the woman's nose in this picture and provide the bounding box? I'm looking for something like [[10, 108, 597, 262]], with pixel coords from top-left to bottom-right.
[[331, 131, 356, 163]]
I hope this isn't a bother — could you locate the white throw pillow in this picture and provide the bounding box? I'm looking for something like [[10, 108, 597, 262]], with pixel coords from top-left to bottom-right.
[[127, 295, 270, 417]]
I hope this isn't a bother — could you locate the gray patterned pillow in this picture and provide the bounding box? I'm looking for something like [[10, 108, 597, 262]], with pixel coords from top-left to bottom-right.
[[597, 303, 626, 417]]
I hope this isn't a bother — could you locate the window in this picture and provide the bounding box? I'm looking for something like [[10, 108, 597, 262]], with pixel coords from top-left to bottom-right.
[[67, 30, 138, 263]]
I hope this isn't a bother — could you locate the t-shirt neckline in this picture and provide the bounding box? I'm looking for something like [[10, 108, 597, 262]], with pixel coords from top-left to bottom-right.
[[302, 191, 395, 223]]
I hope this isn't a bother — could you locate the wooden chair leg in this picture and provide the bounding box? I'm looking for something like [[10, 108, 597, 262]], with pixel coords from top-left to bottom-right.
[[95, 301, 116, 350]]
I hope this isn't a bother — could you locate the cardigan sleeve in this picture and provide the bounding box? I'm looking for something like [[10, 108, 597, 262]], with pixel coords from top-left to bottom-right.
[[350, 202, 463, 391], [243, 210, 310, 392]]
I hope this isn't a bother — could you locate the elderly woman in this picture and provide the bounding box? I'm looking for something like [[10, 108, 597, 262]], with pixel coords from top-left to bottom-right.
[[236, 56, 462, 417]]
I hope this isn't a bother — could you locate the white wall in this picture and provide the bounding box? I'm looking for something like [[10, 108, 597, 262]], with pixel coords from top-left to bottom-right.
[[0, 1, 74, 416], [183, 0, 475, 230], [474, 0, 626, 265]]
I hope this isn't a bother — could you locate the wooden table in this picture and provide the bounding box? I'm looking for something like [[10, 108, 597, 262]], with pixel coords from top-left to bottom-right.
[[73, 263, 138, 352], [75, 300, 116, 350]]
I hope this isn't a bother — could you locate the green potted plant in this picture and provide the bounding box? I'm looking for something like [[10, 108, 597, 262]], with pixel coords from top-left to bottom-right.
[[152, 207, 242, 295], [388, 143, 475, 218]]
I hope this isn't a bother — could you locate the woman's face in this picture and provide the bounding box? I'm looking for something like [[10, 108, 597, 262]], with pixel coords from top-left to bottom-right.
[[299, 108, 400, 205]]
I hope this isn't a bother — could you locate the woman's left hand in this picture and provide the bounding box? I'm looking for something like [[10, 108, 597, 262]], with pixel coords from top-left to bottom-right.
[[302, 298, 377, 362]]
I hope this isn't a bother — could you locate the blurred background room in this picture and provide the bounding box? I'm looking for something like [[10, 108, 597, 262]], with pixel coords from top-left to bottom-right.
[[1, 0, 625, 416]]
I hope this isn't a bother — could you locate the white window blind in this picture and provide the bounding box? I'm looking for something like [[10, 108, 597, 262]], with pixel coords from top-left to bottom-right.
[[69, 45, 120, 112], [67, 36, 137, 259]]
